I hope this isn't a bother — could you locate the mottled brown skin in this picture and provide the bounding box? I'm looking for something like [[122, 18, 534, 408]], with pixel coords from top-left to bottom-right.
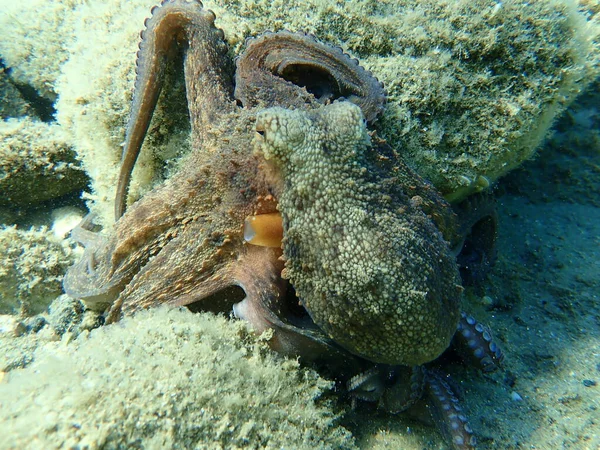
[[62, 1, 502, 449], [65, 5, 283, 326]]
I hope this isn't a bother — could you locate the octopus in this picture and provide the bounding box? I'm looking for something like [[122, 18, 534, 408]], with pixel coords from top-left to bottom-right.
[[63, 1, 504, 449]]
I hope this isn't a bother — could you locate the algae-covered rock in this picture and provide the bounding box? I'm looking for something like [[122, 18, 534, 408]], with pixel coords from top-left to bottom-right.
[[366, 0, 600, 202], [0, 308, 355, 450], [0, 0, 81, 100], [0, 226, 77, 316], [0, 118, 88, 206], [0, 69, 31, 119]]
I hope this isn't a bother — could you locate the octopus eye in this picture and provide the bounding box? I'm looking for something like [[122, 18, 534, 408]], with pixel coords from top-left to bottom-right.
[[243, 213, 283, 248]]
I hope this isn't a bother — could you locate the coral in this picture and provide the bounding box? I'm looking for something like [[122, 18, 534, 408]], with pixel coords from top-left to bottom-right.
[[0, 226, 77, 316], [0, 307, 355, 450], [0, 118, 88, 206]]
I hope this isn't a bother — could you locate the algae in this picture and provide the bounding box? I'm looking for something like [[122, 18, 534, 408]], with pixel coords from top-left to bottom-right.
[[0, 226, 77, 316], [0, 307, 355, 450], [0, 118, 88, 206]]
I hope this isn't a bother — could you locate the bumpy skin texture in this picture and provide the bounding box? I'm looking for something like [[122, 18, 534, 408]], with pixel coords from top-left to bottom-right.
[[255, 102, 462, 366]]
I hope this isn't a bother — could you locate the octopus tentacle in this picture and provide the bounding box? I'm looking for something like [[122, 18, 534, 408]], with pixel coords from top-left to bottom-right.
[[381, 365, 426, 413], [346, 365, 425, 413], [115, 0, 233, 220], [452, 193, 499, 286], [347, 366, 387, 409], [454, 312, 505, 372], [235, 31, 385, 121], [346, 364, 478, 449], [232, 248, 351, 363], [63, 214, 127, 307], [426, 370, 477, 450]]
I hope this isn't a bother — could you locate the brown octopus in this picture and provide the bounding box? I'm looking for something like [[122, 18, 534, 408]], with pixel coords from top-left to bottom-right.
[[63, 1, 503, 449]]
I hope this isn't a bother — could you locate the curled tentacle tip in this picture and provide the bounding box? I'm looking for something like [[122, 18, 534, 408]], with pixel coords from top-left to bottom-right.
[[205, 9, 216, 23], [244, 212, 283, 248]]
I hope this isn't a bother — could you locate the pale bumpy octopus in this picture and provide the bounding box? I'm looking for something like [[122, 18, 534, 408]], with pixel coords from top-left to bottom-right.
[[63, 1, 503, 448]]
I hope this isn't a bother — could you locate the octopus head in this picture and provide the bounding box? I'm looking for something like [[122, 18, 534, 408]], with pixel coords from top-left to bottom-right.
[[253, 102, 462, 366]]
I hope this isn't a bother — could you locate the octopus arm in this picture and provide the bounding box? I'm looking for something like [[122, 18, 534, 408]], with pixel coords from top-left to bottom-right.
[[231, 246, 342, 361], [426, 370, 477, 450], [454, 312, 505, 372], [115, 0, 232, 219], [235, 31, 385, 121], [63, 214, 128, 307]]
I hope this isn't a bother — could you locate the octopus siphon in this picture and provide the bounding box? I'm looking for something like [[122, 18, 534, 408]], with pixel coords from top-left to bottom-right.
[[63, 1, 504, 449]]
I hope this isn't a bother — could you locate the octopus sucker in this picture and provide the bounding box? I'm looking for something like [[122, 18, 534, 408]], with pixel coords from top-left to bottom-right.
[[454, 312, 505, 372], [426, 370, 477, 450], [347, 365, 426, 413]]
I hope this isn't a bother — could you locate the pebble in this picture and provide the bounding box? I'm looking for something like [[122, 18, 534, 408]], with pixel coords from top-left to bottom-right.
[[510, 391, 523, 401], [481, 295, 494, 306]]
